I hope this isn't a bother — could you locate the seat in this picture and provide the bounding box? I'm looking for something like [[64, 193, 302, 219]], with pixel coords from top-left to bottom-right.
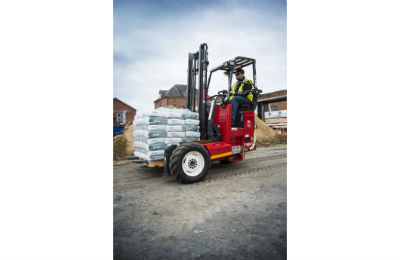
[[237, 88, 261, 112], [232, 88, 262, 127], [238, 102, 254, 112]]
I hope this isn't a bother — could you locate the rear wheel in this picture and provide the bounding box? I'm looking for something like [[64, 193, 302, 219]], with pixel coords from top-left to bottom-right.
[[170, 143, 210, 183]]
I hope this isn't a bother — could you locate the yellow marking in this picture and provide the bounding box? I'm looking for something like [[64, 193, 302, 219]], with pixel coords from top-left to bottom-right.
[[210, 151, 232, 159]]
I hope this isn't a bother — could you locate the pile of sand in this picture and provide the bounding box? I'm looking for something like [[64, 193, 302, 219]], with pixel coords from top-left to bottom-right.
[[255, 116, 286, 146], [113, 122, 134, 160]]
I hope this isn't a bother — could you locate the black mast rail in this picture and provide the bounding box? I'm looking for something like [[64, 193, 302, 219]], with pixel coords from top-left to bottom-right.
[[186, 43, 209, 139]]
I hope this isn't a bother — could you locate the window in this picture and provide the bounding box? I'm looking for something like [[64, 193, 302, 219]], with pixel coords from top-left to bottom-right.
[[116, 112, 122, 122], [271, 105, 278, 111]]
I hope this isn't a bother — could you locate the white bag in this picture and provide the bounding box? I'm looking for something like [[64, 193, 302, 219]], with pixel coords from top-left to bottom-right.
[[147, 125, 166, 131], [166, 125, 185, 132], [133, 108, 201, 162], [165, 112, 183, 119], [165, 138, 183, 144], [147, 150, 165, 156], [147, 138, 166, 145], [167, 132, 186, 138], [168, 119, 186, 125], [186, 131, 201, 137], [185, 119, 200, 125]]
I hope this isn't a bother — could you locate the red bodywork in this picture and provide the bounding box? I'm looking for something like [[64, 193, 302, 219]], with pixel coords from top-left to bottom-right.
[[202, 104, 256, 162]]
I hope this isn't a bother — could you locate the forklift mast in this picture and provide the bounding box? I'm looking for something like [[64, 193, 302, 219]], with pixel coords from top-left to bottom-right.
[[186, 43, 209, 139]]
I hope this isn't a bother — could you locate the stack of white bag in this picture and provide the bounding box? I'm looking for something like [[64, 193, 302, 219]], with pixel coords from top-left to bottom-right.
[[134, 107, 200, 161]]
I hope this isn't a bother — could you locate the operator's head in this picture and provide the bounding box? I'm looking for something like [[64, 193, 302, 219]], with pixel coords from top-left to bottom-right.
[[235, 68, 245, 81]]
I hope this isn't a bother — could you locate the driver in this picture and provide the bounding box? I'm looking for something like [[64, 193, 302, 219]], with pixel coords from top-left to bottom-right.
[[229, 68, 254, 124]]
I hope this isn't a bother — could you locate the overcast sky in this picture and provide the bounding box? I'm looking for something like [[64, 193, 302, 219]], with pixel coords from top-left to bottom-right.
[[114, 0, 286, 114]]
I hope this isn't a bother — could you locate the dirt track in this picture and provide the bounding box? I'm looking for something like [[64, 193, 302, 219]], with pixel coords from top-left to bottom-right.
[[114, 145, 287, 260]]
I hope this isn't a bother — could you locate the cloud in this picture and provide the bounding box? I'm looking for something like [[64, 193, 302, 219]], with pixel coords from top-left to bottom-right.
[[114, 0, 286, 114]]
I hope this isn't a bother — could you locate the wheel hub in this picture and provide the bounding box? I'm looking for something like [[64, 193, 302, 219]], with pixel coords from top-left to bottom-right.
[[188, 159, 197, 169], [182, 151, 205, 177]]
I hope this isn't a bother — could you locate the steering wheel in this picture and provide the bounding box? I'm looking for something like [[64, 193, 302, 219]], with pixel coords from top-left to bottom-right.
[[205, 90, 227, 105], [218, 90, 228, 96]]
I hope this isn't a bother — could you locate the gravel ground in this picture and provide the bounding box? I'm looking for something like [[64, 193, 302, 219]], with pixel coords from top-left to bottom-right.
[[114, 145, 287, 260]]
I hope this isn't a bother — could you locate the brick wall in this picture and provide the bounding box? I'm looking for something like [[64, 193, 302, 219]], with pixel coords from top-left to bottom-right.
[[269, 100, 287, 111], [154, 96, 212, 109], [259, 100, 287, 120], [258, 89, 287, 101], [154, 97, 187, 109], [113, 99, 136, 124]]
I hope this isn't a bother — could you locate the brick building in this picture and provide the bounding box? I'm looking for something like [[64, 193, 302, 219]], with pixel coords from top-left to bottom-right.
[[154, 84, 196, 109], [256, 89, 287, 120], [257, 90, 287, 136], [113, 98, 136, 127]]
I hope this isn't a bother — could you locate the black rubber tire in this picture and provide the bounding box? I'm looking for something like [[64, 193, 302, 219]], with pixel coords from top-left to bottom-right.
[[169, 143, 210, 184]]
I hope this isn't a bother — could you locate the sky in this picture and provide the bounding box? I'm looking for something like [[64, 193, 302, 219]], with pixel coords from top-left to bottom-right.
[[114, 0, 286, 114]]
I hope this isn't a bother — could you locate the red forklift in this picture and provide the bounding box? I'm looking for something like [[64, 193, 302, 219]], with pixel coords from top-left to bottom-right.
[[167, 43, 262, 183]]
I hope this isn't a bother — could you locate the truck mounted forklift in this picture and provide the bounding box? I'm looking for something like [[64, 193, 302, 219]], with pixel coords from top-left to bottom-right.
[[167, 43, 262, 183]]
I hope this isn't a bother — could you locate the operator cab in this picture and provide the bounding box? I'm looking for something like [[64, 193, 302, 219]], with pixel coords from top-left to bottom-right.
[[208, 57, 262, 127]]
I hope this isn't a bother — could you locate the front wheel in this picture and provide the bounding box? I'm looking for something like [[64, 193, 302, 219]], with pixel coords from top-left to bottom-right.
[[169, 143, 210, 183]]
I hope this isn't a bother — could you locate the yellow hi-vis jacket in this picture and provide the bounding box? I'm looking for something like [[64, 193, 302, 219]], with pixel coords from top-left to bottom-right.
[[229, 78, 254, 102]]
